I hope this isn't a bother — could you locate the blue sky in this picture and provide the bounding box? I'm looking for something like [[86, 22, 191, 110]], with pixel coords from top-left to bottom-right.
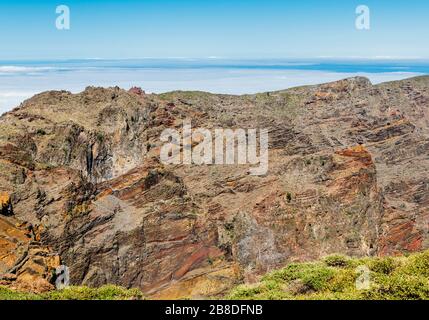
[[0, 0, 428, 60]]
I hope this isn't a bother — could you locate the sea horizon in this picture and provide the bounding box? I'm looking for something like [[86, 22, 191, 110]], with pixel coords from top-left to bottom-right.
[[1, 58, 429, 115]]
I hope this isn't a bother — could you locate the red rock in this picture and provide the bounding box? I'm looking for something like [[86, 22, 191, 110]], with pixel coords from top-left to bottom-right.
[[128, 86, 145, 96]]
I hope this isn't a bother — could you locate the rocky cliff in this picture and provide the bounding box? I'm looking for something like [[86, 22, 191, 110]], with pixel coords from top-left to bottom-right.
[[0, 76, 428, 298]]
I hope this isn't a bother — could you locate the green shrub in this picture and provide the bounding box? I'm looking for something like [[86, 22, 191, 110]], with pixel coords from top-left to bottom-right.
[[262, 262, 314, 282], [262, 262, 335, 292], [227, 250, 429, 301], [365, 274, 429, 300], [324, 254, 351, 268], [227, 281, 291, 300], [369, 257, 397, 275], [0, 287, 39, 300], [300, 267, 335, 291], [326, 269, 357, 293], [227, 284, 265, 300], [0, 285, 144, 301], [400, 251, 429, 277], [43, 285, 144, 300]]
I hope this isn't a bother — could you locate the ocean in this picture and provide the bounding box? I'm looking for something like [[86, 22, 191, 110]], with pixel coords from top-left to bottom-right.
[[1, 59, 429, 115]]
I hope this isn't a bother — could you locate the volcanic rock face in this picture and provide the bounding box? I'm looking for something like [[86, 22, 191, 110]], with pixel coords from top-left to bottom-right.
[[0, 213, 60, 293], [0, 78, 428, 298]]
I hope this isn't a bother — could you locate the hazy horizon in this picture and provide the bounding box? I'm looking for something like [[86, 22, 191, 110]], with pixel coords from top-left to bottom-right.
[[1, 58, 428, 115], [2, 0, 429, 113]]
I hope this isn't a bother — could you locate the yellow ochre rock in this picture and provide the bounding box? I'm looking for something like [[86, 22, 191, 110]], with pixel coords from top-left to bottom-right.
[[0, 191, 13, 216]]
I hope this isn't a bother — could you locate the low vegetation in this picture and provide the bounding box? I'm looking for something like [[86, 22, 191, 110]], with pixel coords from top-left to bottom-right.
[[2, 251, 429, 300], [0, 285, 144, 300], [227, 250, 429, 300]]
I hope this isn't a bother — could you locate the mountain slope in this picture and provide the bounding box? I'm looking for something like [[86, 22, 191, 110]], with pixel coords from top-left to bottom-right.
[[0, 76, 428, 298]]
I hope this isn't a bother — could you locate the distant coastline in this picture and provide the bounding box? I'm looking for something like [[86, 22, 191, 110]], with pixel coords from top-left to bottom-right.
[[1, 58, 428, 115]]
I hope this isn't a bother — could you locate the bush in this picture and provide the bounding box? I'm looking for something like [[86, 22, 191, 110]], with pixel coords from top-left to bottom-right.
[[326, 269, 357, 293], [227, 250, 429, 300], [365, 274, 429, 300], [400, 251, 429, 277], [263, 263, 335, 292], [0, 287, 38, 300], [43, 285, 144, 300], [263, 263, 315, 282], [301, 267, 335, 291], [227, 284, 267, 300], [324, 254, 351, 268], [369, 257, 397, 275], [0, 285, 144, 301]]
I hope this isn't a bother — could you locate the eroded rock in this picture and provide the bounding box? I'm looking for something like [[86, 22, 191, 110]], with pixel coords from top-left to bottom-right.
[[0, 77, 428, 298]]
